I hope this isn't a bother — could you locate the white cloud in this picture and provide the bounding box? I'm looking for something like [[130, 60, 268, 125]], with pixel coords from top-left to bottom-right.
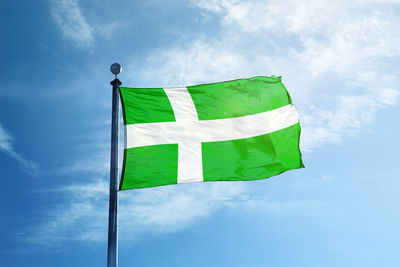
[[50, 0, 94, 47], [25, 178, 244, 245], [49, 0, 125, 48], [24, 179, 108, 245], [119, 181, 243, 235], [24, 175, 327, 246], [193, 0, 400, 35], [300, 88, 399, 151], [132, 39, 263, 87], [0, 123, 13, 152], [136, 0, 400, 151], [0, 122, 39, 175], [54, 159, 110, 176]]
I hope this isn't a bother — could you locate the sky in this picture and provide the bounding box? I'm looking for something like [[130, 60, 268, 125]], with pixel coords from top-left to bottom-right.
[[1, 0, 400, 266]]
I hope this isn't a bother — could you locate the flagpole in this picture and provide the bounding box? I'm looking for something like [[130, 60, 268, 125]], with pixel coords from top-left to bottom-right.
[[108, 63, 122, 267]]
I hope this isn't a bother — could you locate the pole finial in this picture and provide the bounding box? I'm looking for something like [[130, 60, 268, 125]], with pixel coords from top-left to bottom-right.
[[110, 63, 122, 78]]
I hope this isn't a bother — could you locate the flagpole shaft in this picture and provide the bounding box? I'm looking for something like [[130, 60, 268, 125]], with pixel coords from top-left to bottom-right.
[[107, 77, 121, 267]]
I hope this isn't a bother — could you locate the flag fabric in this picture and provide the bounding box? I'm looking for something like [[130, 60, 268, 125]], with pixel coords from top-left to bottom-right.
[[119, 76, 303, 190]]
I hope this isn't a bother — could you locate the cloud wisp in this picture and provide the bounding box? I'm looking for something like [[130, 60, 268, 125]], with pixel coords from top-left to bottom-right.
[[24, 178, 245, 246], [50, 0, 94, 47], [0, 122, 39, 176], [24, 175, 322, 247]]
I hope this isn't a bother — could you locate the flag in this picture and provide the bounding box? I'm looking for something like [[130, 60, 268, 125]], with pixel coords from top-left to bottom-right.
[[119, 76, 303, 190]]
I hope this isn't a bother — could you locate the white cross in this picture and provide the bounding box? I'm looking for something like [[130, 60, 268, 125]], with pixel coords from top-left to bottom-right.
[[125, 87, 299, 184]]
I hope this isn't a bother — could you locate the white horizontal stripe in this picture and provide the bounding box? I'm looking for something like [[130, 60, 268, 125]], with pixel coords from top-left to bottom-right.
[[125, 104, 299, 148]]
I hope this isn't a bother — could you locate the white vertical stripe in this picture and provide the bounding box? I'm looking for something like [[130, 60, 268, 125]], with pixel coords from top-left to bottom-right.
[[164, 87, 203, 183], [178, 142, 203, 184], [164, 87, 198, 122]]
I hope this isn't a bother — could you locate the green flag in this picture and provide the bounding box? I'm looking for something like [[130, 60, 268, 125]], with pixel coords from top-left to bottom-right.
[[119, 76, 303, 190]]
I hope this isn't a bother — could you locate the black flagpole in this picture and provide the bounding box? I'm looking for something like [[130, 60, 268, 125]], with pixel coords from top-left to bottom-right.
[[108, 63, 121, 267]]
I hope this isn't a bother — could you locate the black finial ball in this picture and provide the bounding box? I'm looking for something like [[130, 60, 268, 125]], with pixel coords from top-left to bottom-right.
[[110, 63, 122, 76]]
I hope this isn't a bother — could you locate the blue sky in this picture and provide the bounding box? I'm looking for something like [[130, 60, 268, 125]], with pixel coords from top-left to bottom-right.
[[1, 0, 400, 266]]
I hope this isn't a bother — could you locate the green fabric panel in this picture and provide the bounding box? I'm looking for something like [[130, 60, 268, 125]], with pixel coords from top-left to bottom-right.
[[187, 76, 292, 120], [120, 144, 178, 190], [202, 123, 303, 181], [119, 87, 175, 125]]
